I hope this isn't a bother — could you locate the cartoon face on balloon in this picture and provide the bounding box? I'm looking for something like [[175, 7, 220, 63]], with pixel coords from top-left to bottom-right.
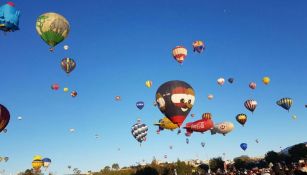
[[156, 80, 195, 127]]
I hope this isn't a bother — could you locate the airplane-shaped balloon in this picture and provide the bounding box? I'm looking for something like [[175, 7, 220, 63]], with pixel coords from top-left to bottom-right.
[[183, 113, 214, 136], [154, 117, 179, 132]]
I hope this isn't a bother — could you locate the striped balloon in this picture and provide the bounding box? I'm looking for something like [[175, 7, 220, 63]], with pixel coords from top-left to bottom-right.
[[244, 100, 257, 113], [172, 46, 187, 64], [236, 114, 247, 126], [277, 98, 293, 111], [131, 119, 148, 144], [202, 113, 212, 120], [249, 82, 256, 90], [61, 58, 76, 74]]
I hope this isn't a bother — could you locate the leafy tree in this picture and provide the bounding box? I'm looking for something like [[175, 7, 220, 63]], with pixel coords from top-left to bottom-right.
[[198, 164, 209, 173], [112, 163, 120, 170], [103, 166, 111, 171], [288, 143, 307, 162], [265, 151, 280, 164], [135, 166, 159, 175], [209, 157, 224, 172]]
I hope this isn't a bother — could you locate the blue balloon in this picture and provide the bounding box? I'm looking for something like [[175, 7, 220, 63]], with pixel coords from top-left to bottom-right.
[[228, 78, 234, 84], [240, 143, 248, 151], [42, 158, 51, 163], [136, 101, 144, 110], [0, 2, 20, 32]]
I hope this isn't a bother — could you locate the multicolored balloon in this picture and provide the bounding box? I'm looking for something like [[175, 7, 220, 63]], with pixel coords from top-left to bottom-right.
[[277, 98, 293, 111], [71, 91, 77, 97], [42, 158, 51, 169], [156, 80, 195, 127], [32, 159, 43, 171], [192, 40, 205, 53], [145, 80, 152, 88], [136, 101, 144, 110], [0, 104, 10, 133], [236, 114, 247, 126], [131, 119, 148, 144], [249, 82, 256, 90], [240, 143, 248, 151], [217, 78, 225, 86], [61, 58, 76, 74], [244, 100, 257, 113], [172, 46, 187, 64], [51, 83, 59, 90], [36, 12, 70, 51], [0, 2, 20, 32]]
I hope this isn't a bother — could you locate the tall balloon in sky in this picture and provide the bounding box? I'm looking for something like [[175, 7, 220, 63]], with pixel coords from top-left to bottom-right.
[[0, 104, 10, 133], [236, 114, 247, 126], [244, 100, 257, 113], [131, 119, 148, 144], [0, 2, 20, 32], [192, 40, 205, 53], [156, 80, 195, 127], [172, 46, 187, 64], [61, 58, 76, 74], [36, 12, 70, 51], [277, 98, 293, 111], [240, 143, 248, 151]]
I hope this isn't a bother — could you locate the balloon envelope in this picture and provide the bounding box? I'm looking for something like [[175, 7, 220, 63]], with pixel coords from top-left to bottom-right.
[[172, 46, 187, 64], [240, 143, 248, 151], [192, 40, 205, 53], [228, 78, 234, 84], [217, 78, 225, 86], [0, 104, 10, 132], [136, 101, 144, 110], [145, 80, 152, 88], [131, 119, 148, 143], [244, 100, 257, 113], [277, 98, 293, 111], [236, 114, 247, 126], [263, 77, 270, 85], [61, 58, 76, 74], [156, 80, 195, 127]]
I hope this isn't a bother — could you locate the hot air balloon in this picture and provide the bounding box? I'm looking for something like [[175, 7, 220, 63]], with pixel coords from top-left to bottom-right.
[[190, 114, 195, 118], [292, 115, 297, 120], [17, 116, 22, 120], [61, 58, 76, 74], [51, 83, 59, 90], [228, 78, 234, 84], [186, 138, 189, 144], [208, 94, 214, 100], [64, 45, 69, 50], [32, 159, 43, 171], [211, 122, 234, 136], [131, 119, 148, 144], [255, 139, 259, 144], [192, 40, 205, 53], [33, 155, 42, 161], [277, 98, 293, 111], [42, 158, 51, 169], [201, 142, 205, 148], [63, 87, 69, 92], [164, 155, 167, 159], [36, 12, 70, 51], [169, 145, 173, 150], [0, 2, 20, 33], [217, 78, 225, 86], [240, 143, 247, 151], [172, 46, 187, 64], [154, 117, 179, 131], [145, 80, 152, 88], [0, 104, 10, 133], [69, 128, 75, 133], [263, 77, 270, 85], [156, 80, 195, 127], [115, 96, 121, 101], [244, 100, 257, 113], [71, 91, 77, 97], [249, 82, 256, 90], [236, 114, 247, 126], [305, 105, 307, 108], [68, 165, 71, 170], [136, 101, 144, 110]]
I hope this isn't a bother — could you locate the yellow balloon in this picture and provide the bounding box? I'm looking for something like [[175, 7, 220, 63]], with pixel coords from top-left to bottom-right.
[[154, 117, 179, 130], [33, 155, 42, 161], [32, 160, 43, 171], [263, 77, 270, 85], [145, 80, 152, 88], [64, 88, 69, 92]]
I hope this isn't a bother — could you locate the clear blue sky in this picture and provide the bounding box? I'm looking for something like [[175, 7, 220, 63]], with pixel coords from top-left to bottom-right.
[[0, 0, 307, 174]]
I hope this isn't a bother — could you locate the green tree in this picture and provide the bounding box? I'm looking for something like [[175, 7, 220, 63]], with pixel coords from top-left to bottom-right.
[[265, 151, 280, 164], [198, 164, 209, 174], [135, 166, 159, 175], [103, 166, 111, 171], [233, 155, 250, 170], [209, 157, 224, 172], [288, 143, 307, 162], [112, 163, 120, 170]]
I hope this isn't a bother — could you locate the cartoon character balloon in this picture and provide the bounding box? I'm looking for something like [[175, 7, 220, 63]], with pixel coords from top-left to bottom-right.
[[0, 2, 20, 32], [240, 143, 248, 151], [156, 80, 195, 127], [61, 58, 76, 75], [0, 104, 10, 133], [136, 101, 144, 110], [277, 98, 293, 111], [236, 114, 247, 126], [211, 122, 234, 136], [131, 119, 148, 144], [192, 40, 205, 53], [244, 100, 257, 113], [172, 46, 187, 64], [36, 12, 70, 51]]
